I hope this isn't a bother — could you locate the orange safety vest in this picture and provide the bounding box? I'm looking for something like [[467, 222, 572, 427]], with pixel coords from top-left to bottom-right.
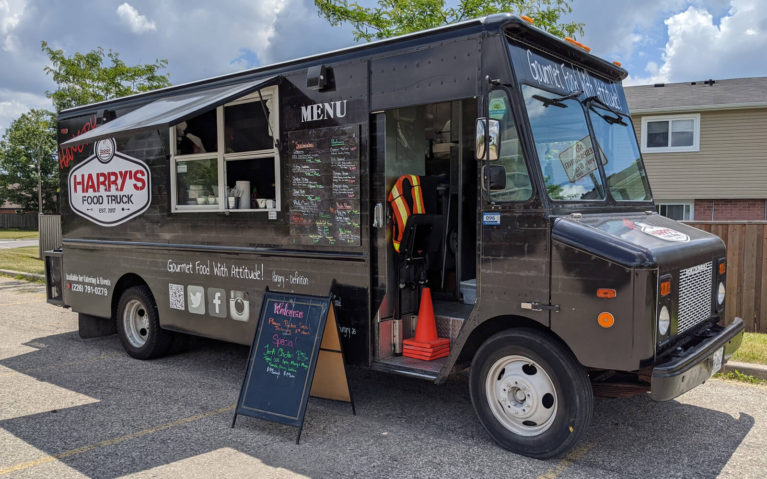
[[387, 175, 425, 253]]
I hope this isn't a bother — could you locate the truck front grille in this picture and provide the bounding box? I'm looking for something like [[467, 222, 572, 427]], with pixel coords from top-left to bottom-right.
[[678, 261, 713, 334]]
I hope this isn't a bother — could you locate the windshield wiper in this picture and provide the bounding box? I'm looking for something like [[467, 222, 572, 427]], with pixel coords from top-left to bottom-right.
[[585, 95, 627, 126], [532, 90, 583, 108]]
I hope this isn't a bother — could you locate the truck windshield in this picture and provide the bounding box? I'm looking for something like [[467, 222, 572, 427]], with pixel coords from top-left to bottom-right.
[[522, 85, 606, 201], [587, 101, 652, 201]]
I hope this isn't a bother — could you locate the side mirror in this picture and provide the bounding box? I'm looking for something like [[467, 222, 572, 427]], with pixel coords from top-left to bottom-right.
[[483, 165, 507, 191], [475, 118, 502, 161]]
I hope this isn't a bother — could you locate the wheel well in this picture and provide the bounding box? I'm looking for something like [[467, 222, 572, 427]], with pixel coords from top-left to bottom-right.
[[457, 315, 571, 365], [111, 273, 149, 320]]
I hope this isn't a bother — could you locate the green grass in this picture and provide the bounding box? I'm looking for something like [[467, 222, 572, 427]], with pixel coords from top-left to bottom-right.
[[732, 332, 767, 365], [0, 246, 44, 275], [0, 229, 38, 240], [715, 370, 767, 386]]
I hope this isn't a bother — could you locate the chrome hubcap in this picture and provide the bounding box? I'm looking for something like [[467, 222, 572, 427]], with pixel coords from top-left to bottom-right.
[[485, 355, 557, 436], [123, 299, 149, 348]]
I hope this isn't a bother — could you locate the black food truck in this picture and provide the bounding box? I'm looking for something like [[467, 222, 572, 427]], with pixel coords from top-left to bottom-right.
[[46, 14, 744, 459]]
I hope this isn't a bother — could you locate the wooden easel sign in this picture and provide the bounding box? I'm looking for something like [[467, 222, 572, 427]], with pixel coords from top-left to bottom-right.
[[232, 291, 354, 443]]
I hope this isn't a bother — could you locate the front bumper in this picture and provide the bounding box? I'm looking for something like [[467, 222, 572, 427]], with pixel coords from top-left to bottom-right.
[[651, 317, 744, 401]]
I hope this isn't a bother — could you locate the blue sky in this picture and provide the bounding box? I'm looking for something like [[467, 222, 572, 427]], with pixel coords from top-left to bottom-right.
[[1, 0, 766, 135]]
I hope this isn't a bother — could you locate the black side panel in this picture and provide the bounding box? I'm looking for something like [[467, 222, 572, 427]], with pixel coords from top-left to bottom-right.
[[370, 36, 481, 111], [551, 240, 641, 370]]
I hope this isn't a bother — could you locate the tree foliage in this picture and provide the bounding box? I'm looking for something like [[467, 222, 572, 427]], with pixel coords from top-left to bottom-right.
[[41, 41, 171, 112], [0, 109, 58, 213], [314, 0, 583, 41]]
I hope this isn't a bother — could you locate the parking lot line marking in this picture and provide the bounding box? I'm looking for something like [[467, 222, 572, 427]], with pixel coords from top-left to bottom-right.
[[0, 353, 124, 378], [536, 442, 594, 479], [0, 404, 236, 476]]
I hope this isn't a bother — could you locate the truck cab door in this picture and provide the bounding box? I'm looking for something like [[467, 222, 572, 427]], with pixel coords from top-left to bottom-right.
[[477, 89, 551, 326]]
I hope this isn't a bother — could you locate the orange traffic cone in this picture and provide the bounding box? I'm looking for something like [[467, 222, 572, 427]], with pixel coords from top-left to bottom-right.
[[403, 287, 450, 360]]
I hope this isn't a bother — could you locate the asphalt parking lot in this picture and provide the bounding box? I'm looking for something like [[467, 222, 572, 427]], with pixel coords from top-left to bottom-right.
[[1, 276, 766, 479]]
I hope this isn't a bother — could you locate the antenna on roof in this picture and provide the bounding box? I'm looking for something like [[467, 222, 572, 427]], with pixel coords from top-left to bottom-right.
[[704, 79, 716, 86]]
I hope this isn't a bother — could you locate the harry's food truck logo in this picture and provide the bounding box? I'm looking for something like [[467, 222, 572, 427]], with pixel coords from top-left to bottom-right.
[[68, 138, 151, 227]]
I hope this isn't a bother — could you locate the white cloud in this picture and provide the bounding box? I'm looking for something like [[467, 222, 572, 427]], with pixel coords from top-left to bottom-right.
[[0, 89, 52, 138], [570, 0, 689, 64], [117, 3, 157, 34], [628, 0, 767, 84], [0, 0, 26, 52]]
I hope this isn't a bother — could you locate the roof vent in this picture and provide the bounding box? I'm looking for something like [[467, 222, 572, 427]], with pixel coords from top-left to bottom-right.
[[704, 79, 716, 86], [653, 83, 665, 87]]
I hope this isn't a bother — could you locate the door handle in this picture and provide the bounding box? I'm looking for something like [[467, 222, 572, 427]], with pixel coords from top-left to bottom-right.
[[373, 203, 384, 228]]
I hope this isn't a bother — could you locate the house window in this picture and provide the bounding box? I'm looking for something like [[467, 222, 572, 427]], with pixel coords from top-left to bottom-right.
[[656, 202, 693, 220], [171, 86, 279, 212], [640, 114, 700, 153]]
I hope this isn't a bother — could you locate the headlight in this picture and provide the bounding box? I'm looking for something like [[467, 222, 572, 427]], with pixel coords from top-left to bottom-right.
[[717, 282, 725, 305], [658, 305, 670, 336]]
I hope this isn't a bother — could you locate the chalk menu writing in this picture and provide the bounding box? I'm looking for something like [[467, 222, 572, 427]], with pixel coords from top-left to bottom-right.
[[288, 125, 361, 246], [236, 292, 330, 426]]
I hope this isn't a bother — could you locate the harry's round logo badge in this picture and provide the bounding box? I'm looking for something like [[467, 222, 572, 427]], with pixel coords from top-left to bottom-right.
[[634, 221, 690, 242], [95, 138, 116, 163]]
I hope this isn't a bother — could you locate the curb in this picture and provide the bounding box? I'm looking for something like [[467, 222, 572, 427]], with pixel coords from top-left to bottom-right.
[[723, 361, 767, 380], [0, 269, 45, 282]]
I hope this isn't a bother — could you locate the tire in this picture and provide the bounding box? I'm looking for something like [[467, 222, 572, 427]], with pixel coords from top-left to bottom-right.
[[469, 328, 593, 459], [116, 286, 173, 359]]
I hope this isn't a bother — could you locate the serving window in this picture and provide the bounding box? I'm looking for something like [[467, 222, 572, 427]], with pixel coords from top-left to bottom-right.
[[171, 86, 280, 212]]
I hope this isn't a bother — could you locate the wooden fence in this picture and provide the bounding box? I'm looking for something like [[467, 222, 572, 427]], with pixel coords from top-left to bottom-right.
[[0, 213, 37, 229], [685, 221, 767, 333]]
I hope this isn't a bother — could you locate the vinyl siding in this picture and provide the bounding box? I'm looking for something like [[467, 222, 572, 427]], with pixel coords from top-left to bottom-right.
[[632, 108, 767, 200]]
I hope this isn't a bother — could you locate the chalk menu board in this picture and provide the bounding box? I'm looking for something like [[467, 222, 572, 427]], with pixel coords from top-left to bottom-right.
[[288, 125, 361, 246], [235, 292, 331, 427]]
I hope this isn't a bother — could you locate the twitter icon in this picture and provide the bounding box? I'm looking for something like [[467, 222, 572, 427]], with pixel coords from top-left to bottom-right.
[[187, 285, 205, 315]]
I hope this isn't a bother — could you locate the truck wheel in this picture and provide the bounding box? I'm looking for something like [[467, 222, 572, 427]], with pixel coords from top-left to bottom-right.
[[116, 286, 172, 359], [469, 328, 593, 459]]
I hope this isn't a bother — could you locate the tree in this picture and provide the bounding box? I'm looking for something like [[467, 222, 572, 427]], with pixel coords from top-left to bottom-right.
[[0, 109, 58, 213], [41, 41, 171, 112], [314, 0, 583, 42]]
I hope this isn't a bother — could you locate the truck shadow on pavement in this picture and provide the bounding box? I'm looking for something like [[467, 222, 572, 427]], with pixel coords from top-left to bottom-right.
[[0, 331, 756, 479]]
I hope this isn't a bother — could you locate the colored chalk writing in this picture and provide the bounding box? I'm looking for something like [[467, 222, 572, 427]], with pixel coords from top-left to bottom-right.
[[288, 125, 361, 246], [235, 292, 331, 426]]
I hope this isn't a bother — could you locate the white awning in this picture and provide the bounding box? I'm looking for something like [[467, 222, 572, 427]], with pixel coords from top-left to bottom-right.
[[61, 76, 280, 147]]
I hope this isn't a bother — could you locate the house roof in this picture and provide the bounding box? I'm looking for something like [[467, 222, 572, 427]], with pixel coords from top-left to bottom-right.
[[625, 77, 767, 115]]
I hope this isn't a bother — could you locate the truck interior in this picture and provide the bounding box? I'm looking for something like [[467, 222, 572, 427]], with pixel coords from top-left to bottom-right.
[[372, 98, 479, 376]]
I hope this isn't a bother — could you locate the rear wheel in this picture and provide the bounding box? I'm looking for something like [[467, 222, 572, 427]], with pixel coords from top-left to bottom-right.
[[116, 286, 172, 359], [469, 328, 593, 459]]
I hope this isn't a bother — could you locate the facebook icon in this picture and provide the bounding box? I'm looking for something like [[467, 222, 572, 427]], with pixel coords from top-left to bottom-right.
[[207, 288, 227, 318]]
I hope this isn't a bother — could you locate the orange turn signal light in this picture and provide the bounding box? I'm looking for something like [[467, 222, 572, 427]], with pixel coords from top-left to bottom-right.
[[660, 280, 671, 297], [719, 262, 726, 275], [565, 37, 591, 52], [598, 312, 615, 328], [597, 288, 616, 299], [521, 15, 534, 24]]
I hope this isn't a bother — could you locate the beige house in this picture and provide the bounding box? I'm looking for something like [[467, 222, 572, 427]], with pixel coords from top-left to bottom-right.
[[625, 77, 767, 220], [1, 200, 21, 214]]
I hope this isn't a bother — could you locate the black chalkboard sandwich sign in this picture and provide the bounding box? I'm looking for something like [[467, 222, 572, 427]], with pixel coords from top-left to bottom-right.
[[232, 290, 354, 443]]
